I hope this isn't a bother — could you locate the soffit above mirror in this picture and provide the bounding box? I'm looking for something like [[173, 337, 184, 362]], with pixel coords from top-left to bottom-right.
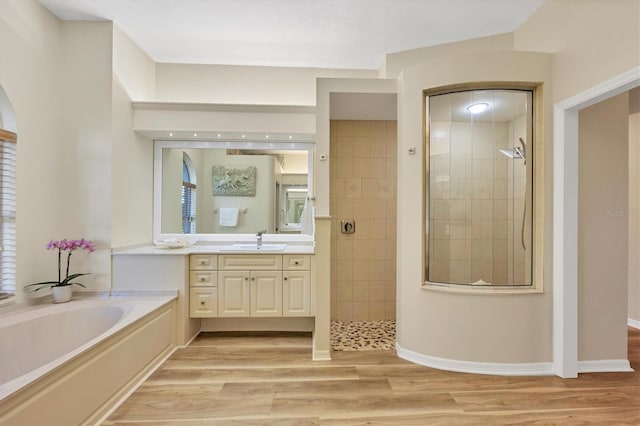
[[132, 101, 316, 142], [139, 130, 315, 142]]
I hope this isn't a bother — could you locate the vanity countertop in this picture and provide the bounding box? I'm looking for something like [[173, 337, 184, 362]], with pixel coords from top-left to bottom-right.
[[112, 243, 315, 256]]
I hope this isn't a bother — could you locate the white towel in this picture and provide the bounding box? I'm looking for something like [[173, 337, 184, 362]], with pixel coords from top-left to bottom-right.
[[300, 199, 314, 235], [218, 208, 240, 227]]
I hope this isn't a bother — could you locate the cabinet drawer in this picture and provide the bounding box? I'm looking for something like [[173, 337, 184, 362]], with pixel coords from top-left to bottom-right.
[[190, 254, 217, 270], [218, 254, 282, 271], [283, 255, 310, 270], [190, 287, 218, 317], [190, 271, 217, 287]]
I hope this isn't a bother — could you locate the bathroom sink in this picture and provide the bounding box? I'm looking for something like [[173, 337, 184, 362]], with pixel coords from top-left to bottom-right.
[[222, 244, 287, 252]]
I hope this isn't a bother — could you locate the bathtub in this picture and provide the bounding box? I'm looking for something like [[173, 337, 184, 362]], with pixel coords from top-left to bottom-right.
[[0, 293, 177, 425]]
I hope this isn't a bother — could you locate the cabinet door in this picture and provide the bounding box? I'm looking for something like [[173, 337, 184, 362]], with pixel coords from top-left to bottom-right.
[[283, 271, 310, 316], [218, 271, 251, 317], [250, 271, 283, 317], [190, 287, 217, 318]]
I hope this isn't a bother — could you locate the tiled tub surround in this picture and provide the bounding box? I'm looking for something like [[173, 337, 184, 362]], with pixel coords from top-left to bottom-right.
[[0, 293, 177, 425], [330, 120, 397, 321]]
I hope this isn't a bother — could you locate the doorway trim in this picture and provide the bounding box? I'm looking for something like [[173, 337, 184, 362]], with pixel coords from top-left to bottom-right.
[[553, 66, 640, 378]]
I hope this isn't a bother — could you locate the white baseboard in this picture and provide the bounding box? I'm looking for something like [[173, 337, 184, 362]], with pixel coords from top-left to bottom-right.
[[628, 318, 640, 329], [578, 359, 634, 373], [396, 343, 553, 376]]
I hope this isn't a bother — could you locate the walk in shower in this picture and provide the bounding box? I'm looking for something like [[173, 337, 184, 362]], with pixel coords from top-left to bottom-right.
[[425, 88, 533, 286]]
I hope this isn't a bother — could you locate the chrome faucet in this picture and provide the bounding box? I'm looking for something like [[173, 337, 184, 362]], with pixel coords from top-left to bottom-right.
[[256, 230, 267, 247]]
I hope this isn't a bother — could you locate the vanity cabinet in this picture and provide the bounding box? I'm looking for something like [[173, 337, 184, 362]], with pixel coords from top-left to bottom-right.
[[218, 270, 283, 317], [189, 255, 218, 318], [218, 254, 283, 317], [190, 253, 311, 319], [282, 254, 311, 316]]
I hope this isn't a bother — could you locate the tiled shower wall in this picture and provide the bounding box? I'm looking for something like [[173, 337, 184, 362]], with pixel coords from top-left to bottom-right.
[[508, 116, 529, 284], [330, 120, 397, 321], [429, 119, 528, 285]]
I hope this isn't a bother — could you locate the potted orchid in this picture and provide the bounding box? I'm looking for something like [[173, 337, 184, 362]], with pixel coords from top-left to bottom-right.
[[26, 238, 96, 303]]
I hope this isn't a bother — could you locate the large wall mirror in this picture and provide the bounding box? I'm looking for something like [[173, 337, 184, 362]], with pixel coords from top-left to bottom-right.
[[154, 140, 315, 242]]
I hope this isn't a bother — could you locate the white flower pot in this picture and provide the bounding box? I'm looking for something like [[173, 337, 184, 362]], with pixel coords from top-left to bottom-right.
[[51, 286, 72, 303]]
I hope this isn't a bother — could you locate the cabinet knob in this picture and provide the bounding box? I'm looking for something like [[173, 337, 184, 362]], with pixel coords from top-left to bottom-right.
[[284, 277, 288, 281], [200, 277, 205, 281], [294, 261, 299, 265], [200, 301, 205, 305], [244, 277, 248, 281], [251, 277, 255, 281], [199, 260, 205, 265]]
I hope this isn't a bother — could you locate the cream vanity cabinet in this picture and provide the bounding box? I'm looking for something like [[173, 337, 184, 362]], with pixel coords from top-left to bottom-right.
[[282, 255, 311, 316], [218, 254, 284, 317], [189, 254, 218, 317], [190, 253, 311, 318]]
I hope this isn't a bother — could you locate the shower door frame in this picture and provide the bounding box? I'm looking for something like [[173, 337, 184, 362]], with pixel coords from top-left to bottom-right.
[[422, 82, 544, 293]]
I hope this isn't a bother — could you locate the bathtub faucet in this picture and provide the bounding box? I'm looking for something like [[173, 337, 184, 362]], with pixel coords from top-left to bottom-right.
[[256, 230, 267, 247]]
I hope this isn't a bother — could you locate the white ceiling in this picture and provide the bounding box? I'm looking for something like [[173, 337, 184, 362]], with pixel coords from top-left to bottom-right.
[[39, 0, 545, 70]]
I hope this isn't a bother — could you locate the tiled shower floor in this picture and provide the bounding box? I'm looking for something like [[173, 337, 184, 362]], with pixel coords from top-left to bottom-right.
[[330, 320, 396, 351]]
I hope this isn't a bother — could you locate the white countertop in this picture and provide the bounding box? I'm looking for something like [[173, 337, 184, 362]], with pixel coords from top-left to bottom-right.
[[112, 243, 315, 256]]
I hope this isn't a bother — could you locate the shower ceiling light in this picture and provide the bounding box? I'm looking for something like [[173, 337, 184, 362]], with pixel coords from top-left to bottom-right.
[[466, 102, 489, 114]]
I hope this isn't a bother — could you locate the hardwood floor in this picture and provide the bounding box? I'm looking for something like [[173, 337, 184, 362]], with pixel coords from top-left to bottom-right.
[[104, 328, 640, 425]]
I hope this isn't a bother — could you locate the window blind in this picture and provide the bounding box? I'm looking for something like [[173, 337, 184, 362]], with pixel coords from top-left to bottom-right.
[[182, 182, 196, 234], [0, 136, 16, 295]]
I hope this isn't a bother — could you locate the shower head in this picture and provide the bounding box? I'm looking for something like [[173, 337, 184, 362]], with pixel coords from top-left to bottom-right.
[[518, 138, 527, 164], [498, 147, 525, 159], [498, 138, 527, 162]]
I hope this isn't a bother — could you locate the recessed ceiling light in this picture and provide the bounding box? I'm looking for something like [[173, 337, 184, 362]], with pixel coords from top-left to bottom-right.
[[193, 133, 198, 137], [169, 132, 173, 136], [289, 135, 293, 139], [217, 134, 221, 138], [466, 102, 489, 114], [242, 134, 246, 138], [265, 135, 269, 139]]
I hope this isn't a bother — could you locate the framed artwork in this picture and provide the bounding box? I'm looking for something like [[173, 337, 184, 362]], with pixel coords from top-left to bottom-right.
[[212, 165, 256, 196]]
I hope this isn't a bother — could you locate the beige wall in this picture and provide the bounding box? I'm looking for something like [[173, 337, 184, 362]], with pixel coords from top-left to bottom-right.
[[156, 63, 376, 106], [0, 2, 156, 296], [578, 92, 629, 360], [330, 120, 397, 321], [111, 79, 154, 247], [111, 28, 156, 246], [382, 33, 514, 79], [628, 88, 640, 323], [514, 0, 640, 104], [60, 22, 114, 290], [0, 0, 64, 299], [112, 25, 156, 101], [396, 51, 553, 363]]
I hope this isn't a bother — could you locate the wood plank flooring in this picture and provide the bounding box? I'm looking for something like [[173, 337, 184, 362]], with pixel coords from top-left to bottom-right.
[[104, 328, 640, 425]]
